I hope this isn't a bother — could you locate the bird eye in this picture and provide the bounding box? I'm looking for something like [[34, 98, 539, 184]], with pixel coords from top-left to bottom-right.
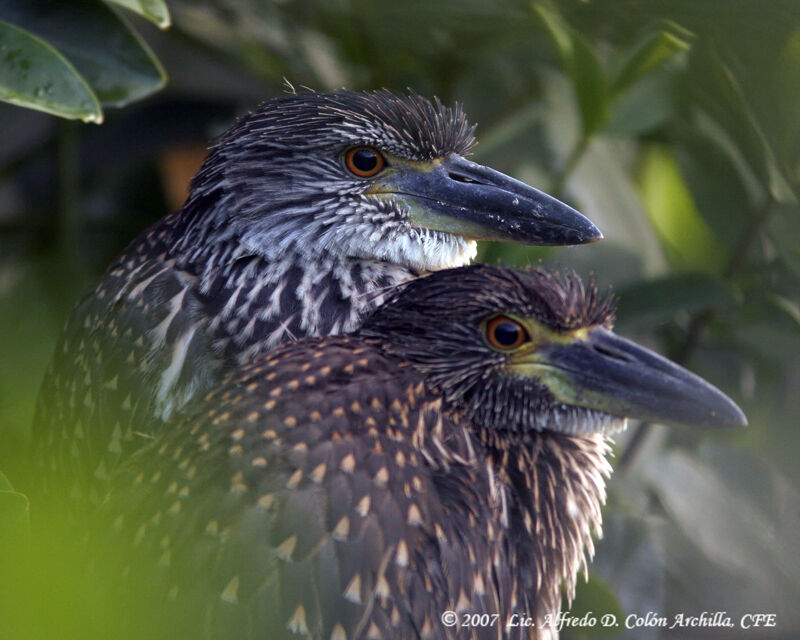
[[344, 146, 386, 177], [485, 315, 529, 350]]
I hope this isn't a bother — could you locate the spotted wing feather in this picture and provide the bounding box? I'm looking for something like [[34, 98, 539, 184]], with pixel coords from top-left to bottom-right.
[[99, 338, 504, 640]]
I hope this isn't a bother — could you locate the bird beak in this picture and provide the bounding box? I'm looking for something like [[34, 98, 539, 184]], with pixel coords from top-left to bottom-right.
[[369, 154, 602, 246], [513, 327, 747, 428]]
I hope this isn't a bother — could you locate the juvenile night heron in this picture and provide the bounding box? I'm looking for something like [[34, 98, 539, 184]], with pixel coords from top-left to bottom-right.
[[31, 90, 600, 508], [98, 264, 745, 640]]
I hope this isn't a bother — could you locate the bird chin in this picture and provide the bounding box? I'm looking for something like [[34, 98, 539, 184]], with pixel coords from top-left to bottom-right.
[[542, 406, 628, 437], [358, 230, 477, 271], [412, 233, 478, 271]]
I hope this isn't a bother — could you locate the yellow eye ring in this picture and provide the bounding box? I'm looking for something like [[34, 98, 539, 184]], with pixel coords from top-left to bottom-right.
[[485, 315, 529, 350], [344, 146, 386, 177]]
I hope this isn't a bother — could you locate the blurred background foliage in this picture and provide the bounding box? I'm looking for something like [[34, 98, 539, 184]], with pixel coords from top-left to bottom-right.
[[0, 0, 798, 638]]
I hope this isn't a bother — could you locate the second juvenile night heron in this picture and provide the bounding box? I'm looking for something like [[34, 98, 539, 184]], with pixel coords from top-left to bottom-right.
[[31, 90, 600, 508], [98, 264, 746, 640]]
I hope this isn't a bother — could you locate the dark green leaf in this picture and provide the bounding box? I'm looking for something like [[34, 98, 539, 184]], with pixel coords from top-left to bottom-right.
[[2, 0, 166, 108], [673, 123, 757, 252], [104, 0, 171, 29], [616, 273, 738, 329], [766, 295, 800, 335], [766, 23, 800, 190], [767, 204, 800, 277], [533, 3, 608, 137], [686, 43, 797, 205], [727, 293, 800, 365], [611, 26, 691, 99], [0, 18, 101, 122], [606, 71, 676, 136]]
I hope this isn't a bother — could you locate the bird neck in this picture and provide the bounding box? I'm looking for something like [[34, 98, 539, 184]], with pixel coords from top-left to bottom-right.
[[156, 197, 422, 347], [477, 428, 612, 627]]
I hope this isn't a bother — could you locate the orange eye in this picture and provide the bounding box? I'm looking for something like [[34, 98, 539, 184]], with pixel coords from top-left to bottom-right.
[[344, 146, 386, 177], [485, 316, 529, 350]]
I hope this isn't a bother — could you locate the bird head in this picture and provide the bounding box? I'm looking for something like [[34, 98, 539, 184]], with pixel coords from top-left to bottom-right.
[[187, 90, 601, 270], [360, 264, 747, 435]]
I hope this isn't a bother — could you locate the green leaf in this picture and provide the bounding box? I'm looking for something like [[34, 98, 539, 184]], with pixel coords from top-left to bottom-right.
[[533, 3, 608, 137], [611, 26, 691, 99], [638, 144, 728, 273], [570, 35, 608, 138], [104, 0, 171, 29], [567, 574, 624, 636], [0, 18, 101, 122], [615, 273, 738, 330], [2, 0, 167, 108]]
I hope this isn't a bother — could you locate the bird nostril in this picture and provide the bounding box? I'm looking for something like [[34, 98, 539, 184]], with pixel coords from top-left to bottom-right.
[[593, 344, 632, 363], [448, 172, 480, 184]]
